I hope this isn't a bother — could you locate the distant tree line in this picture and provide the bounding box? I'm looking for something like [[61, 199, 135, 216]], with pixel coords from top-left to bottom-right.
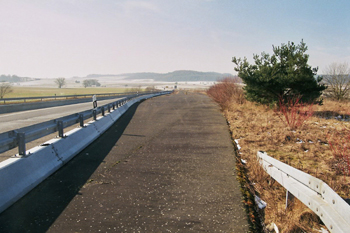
[[0, 75, 34, 83], [83, 79, 101, 88]]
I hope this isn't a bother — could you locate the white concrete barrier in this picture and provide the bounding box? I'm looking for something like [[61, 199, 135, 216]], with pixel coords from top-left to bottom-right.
[[0, 146, 62, 213], [0, 93, 168, 213]]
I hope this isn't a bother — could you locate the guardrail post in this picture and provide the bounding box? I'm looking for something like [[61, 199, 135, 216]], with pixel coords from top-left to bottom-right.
[[101, 107, 105, 116], [112, 103, 115, 110], [286, 190, 294, 209], [93, 109, 97, 121], [17, 132, 26, 156], [57, 121, 64, 137], [108, 104, 111, 113], [79, 114, 84, 127]]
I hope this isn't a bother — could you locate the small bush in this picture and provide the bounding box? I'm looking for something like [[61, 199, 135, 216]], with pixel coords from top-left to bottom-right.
[[276, 95, 314, 130], [207, 77, 245, 109]]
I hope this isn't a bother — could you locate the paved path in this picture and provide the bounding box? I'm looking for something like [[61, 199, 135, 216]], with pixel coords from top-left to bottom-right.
[[0, 91, 250, 232]]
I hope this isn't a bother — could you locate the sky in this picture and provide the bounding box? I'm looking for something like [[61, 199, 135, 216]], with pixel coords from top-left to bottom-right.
[[0, 0, 349, 79]]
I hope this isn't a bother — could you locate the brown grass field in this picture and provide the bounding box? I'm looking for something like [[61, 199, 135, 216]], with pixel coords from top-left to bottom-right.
[[207, 80, 350, 232], [226, 100, 350, 232]]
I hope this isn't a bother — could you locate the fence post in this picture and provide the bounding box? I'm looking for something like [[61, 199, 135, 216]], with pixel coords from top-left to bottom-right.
[[79, 114, 84, 127], [17, 132, 26, 156], [57, 121, 64, 137], [93, 110, 97, 121]]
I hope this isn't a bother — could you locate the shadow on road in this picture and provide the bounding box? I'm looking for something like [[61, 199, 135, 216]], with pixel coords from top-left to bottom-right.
[[0, 102, 141, 233]]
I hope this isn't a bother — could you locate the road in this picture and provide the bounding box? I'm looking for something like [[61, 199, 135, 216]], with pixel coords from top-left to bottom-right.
[[0, 91, 250, 232], [0, 97, 123, 133]]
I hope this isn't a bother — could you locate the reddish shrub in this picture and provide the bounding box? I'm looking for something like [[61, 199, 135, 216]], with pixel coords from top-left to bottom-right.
[[276, 95, 314, 130], [207, 77, 244, 109]]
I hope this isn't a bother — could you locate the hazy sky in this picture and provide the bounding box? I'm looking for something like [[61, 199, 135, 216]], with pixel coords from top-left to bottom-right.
[[0, 0, 349, 79]]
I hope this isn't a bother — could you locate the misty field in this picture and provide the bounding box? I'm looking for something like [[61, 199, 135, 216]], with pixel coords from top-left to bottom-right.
[[4, 87, 129, 98]]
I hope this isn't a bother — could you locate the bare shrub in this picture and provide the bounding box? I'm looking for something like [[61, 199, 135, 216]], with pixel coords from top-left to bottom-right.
[[207, 77, 245, 109], [129, 86, 142, 93], [0, 82, 13, 99], [323, 62, 350, 100], [145, 86, 159, 92], [276, 95, 314, 130]]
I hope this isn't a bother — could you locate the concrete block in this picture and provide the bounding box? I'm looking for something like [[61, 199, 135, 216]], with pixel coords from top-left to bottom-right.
[[0, 145, 61, 213]]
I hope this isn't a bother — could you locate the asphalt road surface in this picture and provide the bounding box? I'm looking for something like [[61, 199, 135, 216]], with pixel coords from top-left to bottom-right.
[[0, 91, 250, 232], [0, 97, 124, 133]]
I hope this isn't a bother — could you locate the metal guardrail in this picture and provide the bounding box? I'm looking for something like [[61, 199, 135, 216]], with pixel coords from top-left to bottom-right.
[[0, 91, 149, 104], [257, 151, 350, 233], [0, 91, 170, 155]]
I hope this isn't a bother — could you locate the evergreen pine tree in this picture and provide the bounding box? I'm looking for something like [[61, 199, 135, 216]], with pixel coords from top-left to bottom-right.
[[232, 40, 326, 105]]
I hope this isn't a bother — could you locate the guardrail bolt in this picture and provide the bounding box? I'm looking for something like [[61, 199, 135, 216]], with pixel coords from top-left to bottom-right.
[[93, 110, 97, 121], [57, 121, 64, 137], [17, 132, 26, 156], [79, 114, 84, 127]]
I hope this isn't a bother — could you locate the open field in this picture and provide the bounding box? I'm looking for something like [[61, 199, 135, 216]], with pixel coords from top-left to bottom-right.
[[4, 77, 213, 99], [5, 75, 213, 96], [4, 86, 129, 98]]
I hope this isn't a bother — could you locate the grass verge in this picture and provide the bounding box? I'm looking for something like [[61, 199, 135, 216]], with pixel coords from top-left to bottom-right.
[[207, 81, 350, 232], [225, 100, 350, 232]]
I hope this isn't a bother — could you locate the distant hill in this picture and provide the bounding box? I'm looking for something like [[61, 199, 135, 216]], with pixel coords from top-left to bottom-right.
[[0, 75, 36, 83], [86, 70, 234, 82]]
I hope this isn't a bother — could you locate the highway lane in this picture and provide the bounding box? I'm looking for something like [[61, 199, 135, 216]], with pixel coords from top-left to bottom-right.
[[0, 97, 123, 133]]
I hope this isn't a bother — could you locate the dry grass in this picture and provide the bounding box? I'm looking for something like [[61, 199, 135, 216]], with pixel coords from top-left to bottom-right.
[[223, 99, 350, 232], [4, 86, 129, 98]]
